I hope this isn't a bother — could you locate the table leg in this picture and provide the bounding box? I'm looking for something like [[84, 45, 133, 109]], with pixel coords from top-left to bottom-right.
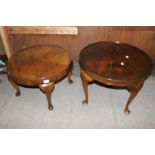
[[80, 68, 93, 105], [39, 82, 55, 110], [8, 76, 21, 96], [124, 81, 144, 114], [68, 62, 73, 84]]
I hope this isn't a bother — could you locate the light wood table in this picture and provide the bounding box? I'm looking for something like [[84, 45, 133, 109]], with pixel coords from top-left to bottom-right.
[[7, 45, 73, 110]]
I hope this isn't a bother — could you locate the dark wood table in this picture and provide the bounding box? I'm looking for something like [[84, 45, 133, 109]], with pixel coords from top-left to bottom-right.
[[7, 45, 73, 110], [79, 41, 153, 114]]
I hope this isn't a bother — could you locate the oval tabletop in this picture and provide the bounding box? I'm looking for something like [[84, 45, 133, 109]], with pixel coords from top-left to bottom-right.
[[7, 45, 71, 85], [79, 41, 153, 81]]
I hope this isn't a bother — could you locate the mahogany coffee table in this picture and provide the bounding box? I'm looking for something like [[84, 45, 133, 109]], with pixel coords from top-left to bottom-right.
[[7, 45, 73, 110], [79, 41, 153, 114]]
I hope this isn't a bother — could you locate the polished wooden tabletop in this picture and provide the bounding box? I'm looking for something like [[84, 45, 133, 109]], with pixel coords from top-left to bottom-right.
[[7, 45, 73, 110], [80, 41, 153, 82], [7, 45, 72, 86], [79, 41, 153, 114]]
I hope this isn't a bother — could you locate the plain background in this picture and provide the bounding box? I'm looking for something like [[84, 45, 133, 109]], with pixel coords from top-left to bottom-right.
[[0, 0, 155, 155]]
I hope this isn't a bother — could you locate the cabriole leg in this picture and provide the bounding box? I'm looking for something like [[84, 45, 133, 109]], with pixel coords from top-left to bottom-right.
[[39, 82, 55, 110], [124, 81, 144, 114], [68, 62, 73, 84], [8, 76, 21, 96], [80, 68, 93, 105]]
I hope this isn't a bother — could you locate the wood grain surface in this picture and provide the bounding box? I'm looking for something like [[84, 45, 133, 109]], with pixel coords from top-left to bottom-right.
[[9, 26, 109, 60], [8, 26, 78, 35], [4, 26, 155, 60], [79, 41, 153, 114]]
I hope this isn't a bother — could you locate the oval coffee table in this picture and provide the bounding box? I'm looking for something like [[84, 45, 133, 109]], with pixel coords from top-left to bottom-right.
[[7, 45, 73, 110], [79, 41, 153, 114]]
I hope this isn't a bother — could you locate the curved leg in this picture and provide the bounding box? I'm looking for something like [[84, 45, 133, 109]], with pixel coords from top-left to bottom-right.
[[68, 62, 73, 84], [39, 82, 55, 110], [8, 76, 21, 96], [80, 68, 93, 105], [124, 81, 144, 114]]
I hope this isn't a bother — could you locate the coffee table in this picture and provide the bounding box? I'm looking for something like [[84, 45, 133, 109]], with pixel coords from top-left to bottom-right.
[[79, 41, 153, 114], [7, 45, 73, 110]]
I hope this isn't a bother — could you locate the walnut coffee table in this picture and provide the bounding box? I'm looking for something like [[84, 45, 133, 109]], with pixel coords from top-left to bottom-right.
[[79, 41, 153, 114], [7, 45, 73, 110]]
